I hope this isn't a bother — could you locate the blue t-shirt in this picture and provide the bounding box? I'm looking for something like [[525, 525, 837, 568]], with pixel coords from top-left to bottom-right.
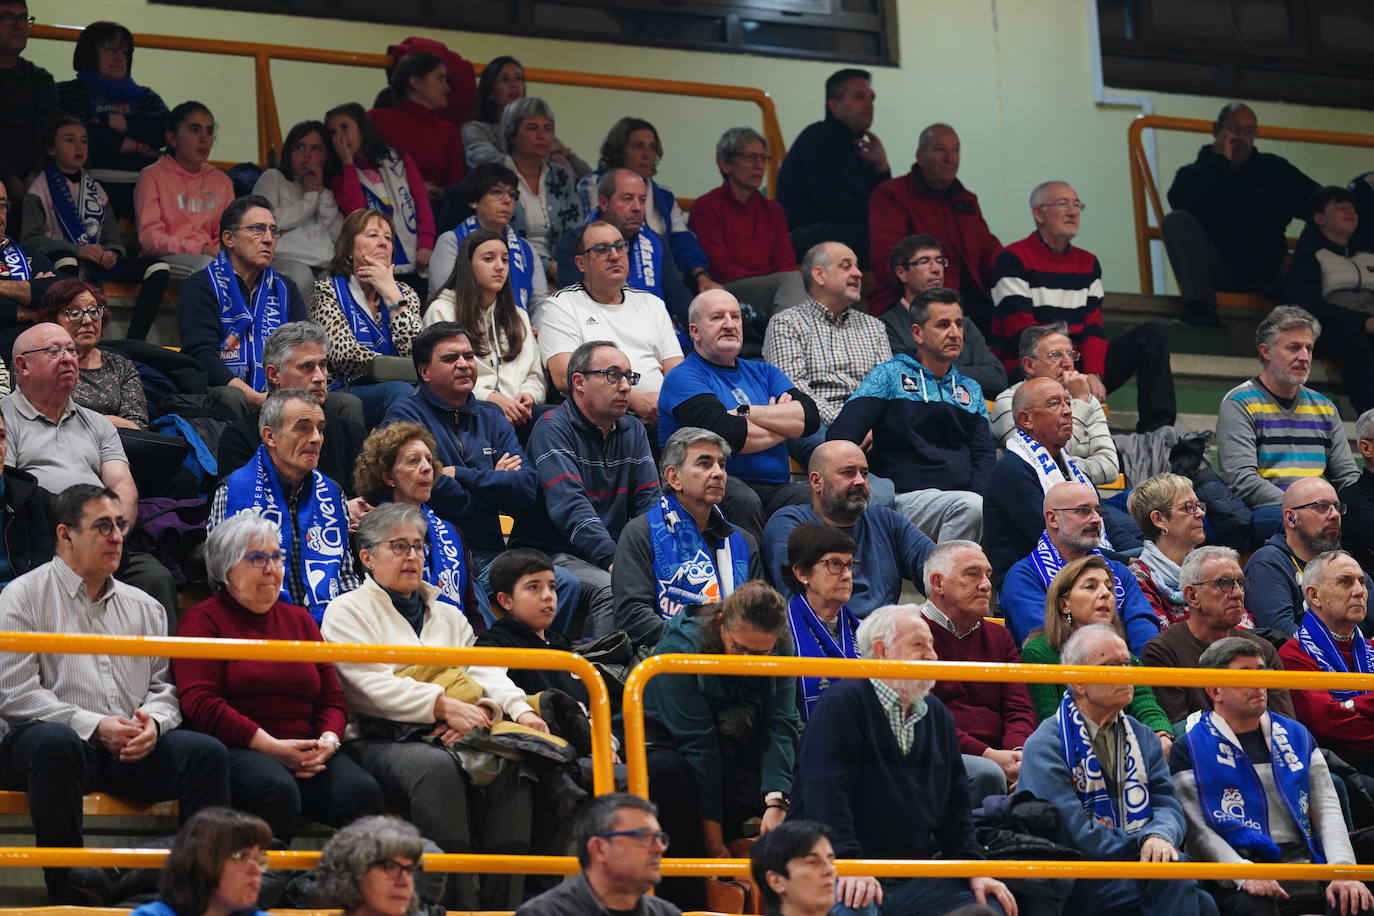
[[657, 351, 796, 484]]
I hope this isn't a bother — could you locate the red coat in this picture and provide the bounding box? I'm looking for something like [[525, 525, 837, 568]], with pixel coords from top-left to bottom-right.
[[1279, 635, 1374, 760], [369, 99, 466, 190], [867, 167, 1002, 313], [386, 36, 476, 129]]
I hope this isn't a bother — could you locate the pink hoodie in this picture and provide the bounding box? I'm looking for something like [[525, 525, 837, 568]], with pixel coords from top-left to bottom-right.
[[134, 155, 234, 256]]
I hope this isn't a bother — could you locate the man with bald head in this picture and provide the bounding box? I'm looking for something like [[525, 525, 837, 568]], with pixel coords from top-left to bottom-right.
[[657, 289, 820, 538], [867, 124, 1003, 321], [762, 440, 933, 617], [991, 180, 1175, 433], [1245, 477, 1374, 634], [1000, 480, 1159, 652]]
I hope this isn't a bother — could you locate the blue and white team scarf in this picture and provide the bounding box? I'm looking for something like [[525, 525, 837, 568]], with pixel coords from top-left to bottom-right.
[[357, 148, 418, 266], [451, 215, 534, 311], [786, 592, 859, 720], [1056, 690, 1152, 834], [0, 239, 31, 280], [331, 275, 396, 356], [1184, 709, 1322, 863], [1005, 427, 1111, 549], [646, 491, 750, 620], [222, 446, 348, 623], [44, 164, 104, 245], [1029, 531, 1127, 609], [205, 250, 288, 392], [421, 503, 467, 614], [1295, 610, 1374, 702]]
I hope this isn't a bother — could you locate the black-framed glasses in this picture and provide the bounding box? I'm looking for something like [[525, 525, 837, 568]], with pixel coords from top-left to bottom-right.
[[595, 828, 670, 849], [228, 848, 269, 868], [242, 551, 286, 569], [1052, 505, 1102, 519], [1195, 576, 1246, 593], [0, 13, 35, 26], [816, 557, 861, 575], [0, 199, 11, 212], [904, 256, 949, 269], [19, 344, 78, 360], [582, 367, 641, 386], [382, 538, 428, 558], [60, 306, 105, 323], [486, 187, 519, 202], [98, 41, 132, 55], [77, 518, 131, 538], [371, 858, 424, 878], [1292, 499, 1346, 516], [235, 223, 281, 240], [577, 240, 628, 258]]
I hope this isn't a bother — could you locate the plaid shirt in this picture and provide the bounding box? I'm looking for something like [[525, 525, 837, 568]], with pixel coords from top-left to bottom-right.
[[762, 299, 892, 424], [869, 678, 928, 754]]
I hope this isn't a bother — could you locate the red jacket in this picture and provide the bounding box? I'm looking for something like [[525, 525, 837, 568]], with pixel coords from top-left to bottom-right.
[[1279, 635, 1374, 760], [868, 167, 1002, 313], [688, 182, 795, 284], [369, 99, 466, 190], [385, 37, 476, 129]]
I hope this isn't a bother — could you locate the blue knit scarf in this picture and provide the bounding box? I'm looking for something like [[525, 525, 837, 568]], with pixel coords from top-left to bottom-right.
[[645, 491, 749, 620], [205, 251, 288, 391], [1056, 689, 1152, 833], [786, 593, 858, 720]]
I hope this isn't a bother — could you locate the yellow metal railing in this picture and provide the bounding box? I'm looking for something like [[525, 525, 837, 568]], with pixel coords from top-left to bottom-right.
[[1127, 114, 1374, 296], [29, 24, 786, 193]]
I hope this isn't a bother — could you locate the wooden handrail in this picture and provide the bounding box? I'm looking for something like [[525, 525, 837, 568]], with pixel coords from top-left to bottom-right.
[[1127, 114, 1374, 294], [31, 23, 785, 192]]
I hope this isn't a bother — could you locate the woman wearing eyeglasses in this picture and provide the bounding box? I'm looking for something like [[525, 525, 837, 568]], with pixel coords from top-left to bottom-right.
[[501, 97, 585, 283], [321, 502, 548, 911], [782, 523, 860, 721], [130, 807, 273, 916], [1021, 555, 1175, 753], [645, 579, 800, 861], [312, 815, 429, 916], [173, 510, 384, 846]]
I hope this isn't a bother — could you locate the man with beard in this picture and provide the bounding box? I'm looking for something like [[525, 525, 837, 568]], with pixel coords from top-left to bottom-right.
[[791, 604, 1018, 916], [1244, 477, 1374, 635], [762, 440, 934, 617], [1000, 481, 1159, 653]]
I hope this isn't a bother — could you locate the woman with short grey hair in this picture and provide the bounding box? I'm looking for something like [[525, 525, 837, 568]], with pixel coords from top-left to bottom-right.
[[501, 96, 585, 277], [173, 509, 384, 846], [312, 815, 425, 915]]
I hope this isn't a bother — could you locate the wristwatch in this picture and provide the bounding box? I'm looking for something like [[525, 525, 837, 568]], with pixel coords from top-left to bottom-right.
[[319, 732, 342, 752]]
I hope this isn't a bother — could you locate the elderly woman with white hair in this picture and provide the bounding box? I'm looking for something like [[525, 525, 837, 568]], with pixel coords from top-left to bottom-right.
[[502, 96, 586, 281], [312, 815, 428, 916], [173, 509, 384, 845], [320, 502, 549, 911]]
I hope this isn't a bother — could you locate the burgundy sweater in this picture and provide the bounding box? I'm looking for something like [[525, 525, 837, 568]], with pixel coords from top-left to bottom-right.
[[173, 593, 347, 745], [927, 619, 1037, 756]]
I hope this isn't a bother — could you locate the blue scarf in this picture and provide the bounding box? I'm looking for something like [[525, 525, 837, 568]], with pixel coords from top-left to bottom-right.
[[75, 70, 149, 110], [0, 239, 30, 280], [421, 503, 467, 613], [1056, 690, 1153, 834], [1184, 710, 1322, 863], [331, 275, 396, 356], [453, 215, 534, 311], [1029, 530, 1127, 607], [786, 593, 858, 720], [44, 164, 104, 246], [645, 491, 750, 620], [222, 446, 348, 623], [1295, 611, 1374, 702], [205, 251, 288, 392], [357, 149, 418, 266]]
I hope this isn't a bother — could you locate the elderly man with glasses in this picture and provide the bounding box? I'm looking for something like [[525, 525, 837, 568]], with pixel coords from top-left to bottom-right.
[[991, 180, 1176, 433]]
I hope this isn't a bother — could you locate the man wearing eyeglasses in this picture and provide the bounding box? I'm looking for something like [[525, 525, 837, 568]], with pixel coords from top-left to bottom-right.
[[991, 180, 1176, 434], [176, 194, 308, 414], [1342, 408, 1374, 577], [537, 220, 683, 429], [0, 0, 56, 210], [1140, 545, 1294, 724], [0, 482, 231, 903]]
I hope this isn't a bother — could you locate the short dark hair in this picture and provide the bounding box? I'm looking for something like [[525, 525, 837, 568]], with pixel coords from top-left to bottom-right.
[[411, 320, 470, 374], [887, 234, 942, 279], [1214, 101, 1253, 130], [751, 820, 834, 913], [166, 100, 212, 135], [910, 286, 960, 328], [486, 548, 555, 615], [566, 339, 617, 394], [219, 194, 273, 240], [597, 117, 662, 172], [1307, 185, 1355, 222], [279, 119, 328, 182], [41, 115, 86, 162], [1198, 635, 1267, 670], [459, 162, 520, 207], [781, 522, 856, 593], [825, 68, 871, 104], [159, 808, 273, 916], [51, 484, 119, 535], [574, 792, 658, 869], [73, 21, 134, 74]]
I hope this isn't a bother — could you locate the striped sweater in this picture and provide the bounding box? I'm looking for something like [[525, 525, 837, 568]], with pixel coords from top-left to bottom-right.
[[1216, 377, 1360, 508], [989, 232, 1107, 374]]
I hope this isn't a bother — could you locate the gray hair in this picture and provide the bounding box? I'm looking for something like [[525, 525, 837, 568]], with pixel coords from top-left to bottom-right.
[[1304, 548, 1357, 591], [205, 509, 281, 591], [1029, 180, 1073, 208], [660, 427, 730, 484], [566, 339, 619, 394], [855, 603, 924, 659], [1180, 544, 1241, 588], [596, 167, 641, 202], [574, 792, 659, 868], [1198, 635, 1267, 670], [1017, 321, 1071, 365], [1060, 622, 1124, 666], [917, 123, 954, 154], [356, 502, 426, 553], [921, 539, 983, 595], [716, 126, 767, 162], [501, 96, 555, 150], [260, 388, 320, 435], [1256, 305, 1321, 354], [311, 815, 424, 912], [1356, 407, 1374, 444], [800, 242, 835, 295], [263, 321, 330, 382]]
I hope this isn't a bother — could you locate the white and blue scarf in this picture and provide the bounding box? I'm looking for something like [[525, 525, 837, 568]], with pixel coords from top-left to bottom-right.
[[222, 446, 348, 623], [786, 593, 859, 720], [453, 215, 534, 311], [357, 149, 418, 266], [1006, 427, 1111, 550], [1029, 531, 1127, 609], [0, 239, 31, 280], [1184, 710, 1322, 863], [205, 250, 288, 392], [331, 275, 396, 356], [421, 503, 467, 613], [1295, 611, 1374, 702], [44, 164, 104, 246], [645, 492, 749, 620], [1057, 690, 1153, 834]]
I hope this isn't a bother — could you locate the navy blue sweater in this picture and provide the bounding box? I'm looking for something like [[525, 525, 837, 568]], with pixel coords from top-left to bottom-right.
[[983, 451, 1047, 585], [791, 679, 982, 861], [776, 114, 890, 229], [383, 385, 537, 555], [175, 266, 307, 387]]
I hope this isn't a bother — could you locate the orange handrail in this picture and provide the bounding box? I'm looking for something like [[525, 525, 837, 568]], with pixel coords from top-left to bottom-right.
[[30, 24, 786, 192], [1127, 114, 1374, 294]]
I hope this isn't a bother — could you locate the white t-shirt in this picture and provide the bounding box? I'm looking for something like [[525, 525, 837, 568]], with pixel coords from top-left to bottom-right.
[[533, 284, 683, 392]]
